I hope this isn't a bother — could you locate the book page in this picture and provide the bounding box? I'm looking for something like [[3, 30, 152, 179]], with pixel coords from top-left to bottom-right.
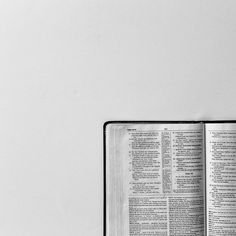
[[105, 123, 205, 236], [205, 123, 236, 236]]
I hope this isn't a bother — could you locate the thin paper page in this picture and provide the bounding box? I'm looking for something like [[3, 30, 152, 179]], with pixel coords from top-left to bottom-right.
[[205, 123, 236, 236], [106, 123, 205, 236]]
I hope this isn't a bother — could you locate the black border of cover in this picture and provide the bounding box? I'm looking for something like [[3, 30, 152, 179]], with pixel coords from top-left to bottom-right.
[[103, 120, 236, 236]]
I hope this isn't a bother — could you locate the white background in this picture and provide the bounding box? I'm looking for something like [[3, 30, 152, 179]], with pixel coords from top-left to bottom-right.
[[0, 0, 236, 235]]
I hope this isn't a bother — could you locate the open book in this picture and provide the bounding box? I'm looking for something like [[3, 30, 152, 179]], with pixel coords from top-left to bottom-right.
[[104, 121, 236, 236]]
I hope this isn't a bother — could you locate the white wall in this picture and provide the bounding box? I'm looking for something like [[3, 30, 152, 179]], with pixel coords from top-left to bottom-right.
[[0, 0, 236, 235]]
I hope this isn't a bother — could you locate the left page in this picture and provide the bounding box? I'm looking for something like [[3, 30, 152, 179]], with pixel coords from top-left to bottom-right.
[[105, 123, 205, 236]]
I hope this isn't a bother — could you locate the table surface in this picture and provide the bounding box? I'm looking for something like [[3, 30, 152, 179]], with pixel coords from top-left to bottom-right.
[[1, 1, 236, 235]]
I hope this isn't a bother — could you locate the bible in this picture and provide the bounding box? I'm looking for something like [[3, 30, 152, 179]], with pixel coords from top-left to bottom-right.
[[104, 121, 236, 236]]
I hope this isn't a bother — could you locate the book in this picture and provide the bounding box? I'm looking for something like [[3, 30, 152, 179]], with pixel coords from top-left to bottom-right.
[[104, 121, 236, 236]]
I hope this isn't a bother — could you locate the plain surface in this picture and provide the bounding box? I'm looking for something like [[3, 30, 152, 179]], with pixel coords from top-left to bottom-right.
[[0, 0, 236, 235]]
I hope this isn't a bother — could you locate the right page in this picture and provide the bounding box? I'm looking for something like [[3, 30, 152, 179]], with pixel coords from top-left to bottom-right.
[[205, 123, 236, 236]]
